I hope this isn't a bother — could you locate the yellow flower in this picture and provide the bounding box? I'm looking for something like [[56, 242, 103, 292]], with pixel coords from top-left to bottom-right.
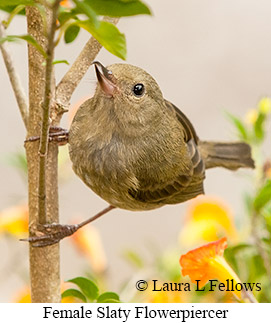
[[71, 223, 107, 274], [180, 238, 242, 300], [0, 204, 28, 237], [179, 196, 238, 247], [13, 286, 31, 303], [258, 97, 271, 114], [244, 109, 258, 125]]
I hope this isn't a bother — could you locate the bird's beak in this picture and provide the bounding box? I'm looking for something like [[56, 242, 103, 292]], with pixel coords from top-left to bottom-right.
[[93, 61, 116, 97]]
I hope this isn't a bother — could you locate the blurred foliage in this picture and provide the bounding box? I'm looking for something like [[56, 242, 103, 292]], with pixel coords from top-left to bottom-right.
[[0, 0, 151, 60]]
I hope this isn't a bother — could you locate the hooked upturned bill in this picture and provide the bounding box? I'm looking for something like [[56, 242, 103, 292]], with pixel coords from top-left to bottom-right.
[[92, 61, 117, 97], [69, 62, 254, 211]]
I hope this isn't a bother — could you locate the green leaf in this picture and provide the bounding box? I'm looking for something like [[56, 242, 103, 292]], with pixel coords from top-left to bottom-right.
[[76, 20, 126, 60], [0, 0, 33, 5], [224, 243, 253, 275], [225, 243, 253, 255], [263, 206, 271, 236], [0, 34, 47, 58], [97, 292, 120, 303], [64, 24, 80, 43], [254, 112, 266, 141], [103, 299, 121, 303], [248, 253, 266, 281], [58, 11, 76, 25], [0, 0, 33, 14], [61, 289, 87, 302], [68, 277, 99, 301], [53, 59, 70, 65], [85, 0, 151, 17], [2, 4, 26, 28], [73, 0, 99, 28], [254, 180, 271, 211], [226, 112, 248, 141]]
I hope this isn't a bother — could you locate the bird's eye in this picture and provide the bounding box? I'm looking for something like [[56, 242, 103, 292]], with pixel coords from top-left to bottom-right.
[[132, 83, 145, 97]]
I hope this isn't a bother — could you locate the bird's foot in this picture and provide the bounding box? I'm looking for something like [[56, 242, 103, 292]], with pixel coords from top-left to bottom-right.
[[20, 205, 115, 247], [25, 126, 69, 146], [20, 223, 79, 247]]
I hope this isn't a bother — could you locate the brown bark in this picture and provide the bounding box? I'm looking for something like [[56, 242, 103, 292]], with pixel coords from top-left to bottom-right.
[[25, 5, 60, 302]]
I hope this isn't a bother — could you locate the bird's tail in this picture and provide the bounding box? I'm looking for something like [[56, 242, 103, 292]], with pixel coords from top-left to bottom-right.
[[199, 141, 255, 170]]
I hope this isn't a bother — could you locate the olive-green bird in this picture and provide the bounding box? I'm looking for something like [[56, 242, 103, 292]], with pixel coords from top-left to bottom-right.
[[69, 62, 254, 211]]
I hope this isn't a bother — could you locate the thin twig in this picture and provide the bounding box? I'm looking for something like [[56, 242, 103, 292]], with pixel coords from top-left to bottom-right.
[[55, 16, 119, 106], [38, 0, 61, 224], [0, 21, 28, 128]]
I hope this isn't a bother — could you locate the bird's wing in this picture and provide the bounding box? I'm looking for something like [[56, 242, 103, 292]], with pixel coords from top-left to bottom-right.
[[164, 99, 199, 144], [129, 101, 205, 204], [165, 99, 204, 177]]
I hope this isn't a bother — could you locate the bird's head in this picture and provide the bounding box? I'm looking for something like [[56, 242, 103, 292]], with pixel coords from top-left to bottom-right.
[[92, 62, 166, 132]]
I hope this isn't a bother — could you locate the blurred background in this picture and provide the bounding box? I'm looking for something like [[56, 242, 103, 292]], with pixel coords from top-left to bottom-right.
[[1, 0, 270, 302]]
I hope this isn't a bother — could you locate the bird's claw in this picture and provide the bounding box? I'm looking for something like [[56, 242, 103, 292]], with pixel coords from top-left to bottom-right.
[[20, 223, 79, 247], [25, 126, 69, 146]]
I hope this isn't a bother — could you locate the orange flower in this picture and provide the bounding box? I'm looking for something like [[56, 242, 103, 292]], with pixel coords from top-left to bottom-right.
[[0, 204, 28, 237], [68, 97, 91, 125], [71, 223, 107, 274], [60, 0, 71, 8], [180, 238, 242, 300], [179, 196, 238, 246]]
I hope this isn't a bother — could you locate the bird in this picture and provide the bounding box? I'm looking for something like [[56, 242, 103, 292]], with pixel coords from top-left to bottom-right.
[[68, 61, 255, 212]]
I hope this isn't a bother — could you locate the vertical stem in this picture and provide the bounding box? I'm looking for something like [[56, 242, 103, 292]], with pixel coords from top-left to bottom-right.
[[38, 0, 60, 224], [25, 3, 61, 302]]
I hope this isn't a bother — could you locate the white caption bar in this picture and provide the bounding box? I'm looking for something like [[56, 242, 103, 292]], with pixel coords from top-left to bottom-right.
[[0, 303, 267, 322]]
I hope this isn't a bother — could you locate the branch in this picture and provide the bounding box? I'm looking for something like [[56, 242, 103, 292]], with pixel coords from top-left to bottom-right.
[[38, 0, 61, 224], [0, 21, 28, 128], [55, 16, 119, 107], [25, 4, 61, 303]]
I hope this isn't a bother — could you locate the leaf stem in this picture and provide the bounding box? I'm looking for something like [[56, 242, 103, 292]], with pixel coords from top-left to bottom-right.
[[38, 0, 61, 224]]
